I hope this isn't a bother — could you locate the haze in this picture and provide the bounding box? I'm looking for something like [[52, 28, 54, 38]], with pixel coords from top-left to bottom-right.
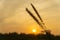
[[0, 0, 60, 35]]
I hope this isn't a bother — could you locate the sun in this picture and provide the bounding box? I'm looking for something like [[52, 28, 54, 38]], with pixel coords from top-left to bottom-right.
[[32, 29, 36, 33]]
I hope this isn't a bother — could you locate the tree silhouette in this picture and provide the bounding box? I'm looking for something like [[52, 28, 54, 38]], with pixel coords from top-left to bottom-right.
[[0, 32, 60, 40]]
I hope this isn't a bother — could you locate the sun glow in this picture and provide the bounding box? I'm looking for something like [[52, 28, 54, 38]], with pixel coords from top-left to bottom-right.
[[32, 29, 36, 33], [28, 25, 41, 34]]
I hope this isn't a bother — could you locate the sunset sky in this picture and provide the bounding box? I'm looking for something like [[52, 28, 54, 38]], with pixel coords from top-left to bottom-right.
[[0, 0, 60, 35]]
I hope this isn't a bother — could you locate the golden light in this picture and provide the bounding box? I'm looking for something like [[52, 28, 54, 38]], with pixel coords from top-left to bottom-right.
[[32, 29, 36, 33], [28, 25, 41, 34]]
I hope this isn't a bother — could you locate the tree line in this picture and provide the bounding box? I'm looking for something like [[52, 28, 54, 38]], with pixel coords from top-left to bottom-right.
[[0, 32, 60, 40]]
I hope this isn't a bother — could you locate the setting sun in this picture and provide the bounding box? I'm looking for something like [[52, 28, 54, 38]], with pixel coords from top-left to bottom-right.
[[32, 29, 36, 33], [28, 25, 41, 34]]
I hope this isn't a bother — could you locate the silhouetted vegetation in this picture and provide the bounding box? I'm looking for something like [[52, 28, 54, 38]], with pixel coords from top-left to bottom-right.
[[0, 32, 60, 40]]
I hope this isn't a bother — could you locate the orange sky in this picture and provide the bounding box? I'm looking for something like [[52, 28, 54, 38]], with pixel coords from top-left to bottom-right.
[[0, 0, 60, 35]]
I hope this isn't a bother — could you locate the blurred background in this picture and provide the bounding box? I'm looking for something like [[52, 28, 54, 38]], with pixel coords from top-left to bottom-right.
[[0, 0, 60, 35]]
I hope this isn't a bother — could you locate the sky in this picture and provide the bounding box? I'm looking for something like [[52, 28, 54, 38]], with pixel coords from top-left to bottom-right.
[[0, 0, 60, 35]]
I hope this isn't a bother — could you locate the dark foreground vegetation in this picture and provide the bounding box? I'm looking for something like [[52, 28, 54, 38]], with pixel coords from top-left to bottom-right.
[[0, 32, 60, 40]]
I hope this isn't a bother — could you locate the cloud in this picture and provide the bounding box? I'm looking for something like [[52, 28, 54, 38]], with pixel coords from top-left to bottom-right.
[[0, 0, 60, 35], [0, 0, 22, 24]]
